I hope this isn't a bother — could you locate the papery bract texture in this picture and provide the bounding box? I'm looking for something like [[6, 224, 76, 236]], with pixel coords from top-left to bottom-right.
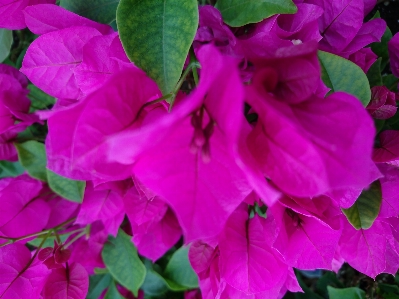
[[367, 86, 397, 119], [373, 130, 399, 165], [21, 26, 102, 99], [0, 244, 50, 299], [0, 175, 50, 238], [377, 164, 399, 218], [45, 68, 160, 181], [349, 48, 377, 73], [0, 0, 55, 29], [42, 263, 88, 299], [23, 4, 112, 35]]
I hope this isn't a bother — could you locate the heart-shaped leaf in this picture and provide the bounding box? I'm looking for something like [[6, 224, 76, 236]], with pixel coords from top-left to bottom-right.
[[15, 140, 47, 181], [47, 170, 86, 203], [116, 0, 198, 94], [342, 181, 382, 230]]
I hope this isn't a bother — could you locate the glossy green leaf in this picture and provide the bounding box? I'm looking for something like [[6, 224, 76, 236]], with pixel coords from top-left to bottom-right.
[[141, 261, 169, 296], [215, 0, 297, 27], [0, 29, 12, 63], [0, 161, 24, 178], [46, 170, 85, 203], [366, 58, 382, 87], [116, 0, 198, 94], [15, 141, 47, 181], [28, 84, 56, 111], [104, 280, 125, 299], [164, 246, 198, 290], [87, 274, 112, 299], [102, 230, 146, 297], [60, 0, 119, 24], [342, 181, 382, 230], [318, 50, 371, 106], [327, 286, 366, 299]]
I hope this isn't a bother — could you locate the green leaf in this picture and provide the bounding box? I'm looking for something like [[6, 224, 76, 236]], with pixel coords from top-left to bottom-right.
[[366, 58, 382, 87], [104, 280, 125, 299], [215, 0, 297, 27], [342, 181, 382, 230], [87, 274, 112, 299], [383, 74, 399, 92], [371, 11, 392, 70], [0, 29, 13, 63], [141, 261, 169, 296], [318, 50, 371, 106], [15, 141, 48, 181], [28, 234, 69, 248], [60, 0, 120, 24], [46, 170, 85, 203], [28, 84, 56, 111], [0, 161, 24, 178], [327, 286, 366, 299], [163, 246, 198, 290], [116, 0, 198, 94], [315, 271, 344, 298], [102, 230, 146, 297]]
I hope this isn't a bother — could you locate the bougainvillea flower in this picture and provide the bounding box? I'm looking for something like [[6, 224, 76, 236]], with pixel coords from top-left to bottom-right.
[[42, 262, 88, 299], [377, 164, 399, 218], [0, 243, 50, 298], [24, 4, 112, 35], [38, 241, 71, 269], [373, 130, 399, 165], [107, 45, 254, 242], [44, 193, 80, 229], [388, 32, 399, 78], [75, 33, 137, 95], [367, 86, 397, 119], [0, 0, 55, 29], [45, 67, 160, 181], [21, 26, 102, 99], [76, 182, 125, 236], [269, 201, 341, 270], [124, 185, 181, 261], [349, 48, 377, 73], [0, 175, 50, 238], [245, 42, 379, 197], [218, 206, 293, 294], [338, 215, 399, 278]]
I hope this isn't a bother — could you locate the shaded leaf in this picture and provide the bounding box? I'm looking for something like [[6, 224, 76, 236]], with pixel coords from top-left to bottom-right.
[[0, 161, 24, 178], [104, 280, 125, 299], [215, 0, 297, 27], [0, 29, 12, 63], [116, 0, 198, 94], [164, 246, 198, 290], [27, 84, 56, 111], [371, 11, 392, 69], [141, 261, 169, 296], [327, 286, 366, 299], [342, 181, 382, 230], [366, 58, 382, 87], [47, 170, 86, 203], [318, 50, 371, 106], [87, 274, 112, 299], [382, 75, 399, 92], [15, 140, 47, 181], [102, 230, 146, 297], [60, 0, 120, 24]]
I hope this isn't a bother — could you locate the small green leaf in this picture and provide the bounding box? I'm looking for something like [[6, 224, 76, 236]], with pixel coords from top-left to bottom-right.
[[318, 50, 371, 106], [102, 230, 146, 297], [15, 141, 48, 181], [0, 161, 24, 178], [0, 29, 13, 63], [215, 0, 297, 27], [141, 261, 169, 296], [371, 11, 392, 70], [342, 181, 382, 230], [28, 234, 69, 249], [47, 170, 86, 203], [315, 271, 344, 298], [87, 274, 112, 299], [116, 0, 198, 94], [366, 58, 382, 87], [327, 286, 366, 299], [60, 0, 120, 24], [104, 280, 125, 299], [383, 74, 399, 92], [28, 84, 56, 111], [164, 246, 198, 290]]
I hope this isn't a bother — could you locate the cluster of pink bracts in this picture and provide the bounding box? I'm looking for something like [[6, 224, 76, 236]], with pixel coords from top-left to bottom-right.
[[1, 0, 399, 298]]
